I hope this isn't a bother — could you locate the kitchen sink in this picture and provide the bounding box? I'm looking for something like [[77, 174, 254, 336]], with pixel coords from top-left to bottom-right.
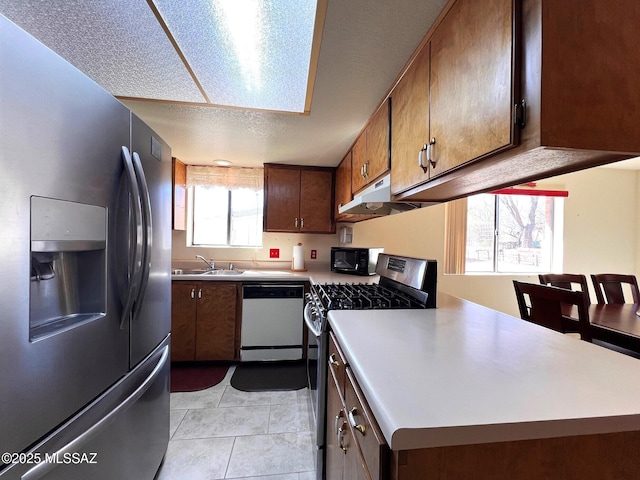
[[201, 269, 244, 275], [172, 268, 243, 276]]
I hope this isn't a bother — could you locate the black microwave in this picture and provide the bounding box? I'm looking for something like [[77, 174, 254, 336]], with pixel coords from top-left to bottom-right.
[[331, 247, 384, 276]]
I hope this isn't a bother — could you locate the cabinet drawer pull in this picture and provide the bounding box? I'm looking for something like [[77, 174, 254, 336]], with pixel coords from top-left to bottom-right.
[[348, 407, 366, 434], [338, 423, 348, 453], [329, 353, 340, 367]]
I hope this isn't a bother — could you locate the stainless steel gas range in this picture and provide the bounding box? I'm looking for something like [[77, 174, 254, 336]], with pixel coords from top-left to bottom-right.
[[304, 254, 437, 479]]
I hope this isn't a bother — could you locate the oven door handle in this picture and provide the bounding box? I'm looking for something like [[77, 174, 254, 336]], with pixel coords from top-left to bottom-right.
[[304, 302, 322, 337]]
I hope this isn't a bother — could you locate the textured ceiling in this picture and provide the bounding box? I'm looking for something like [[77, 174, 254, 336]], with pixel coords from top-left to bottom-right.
[[0, 0, 449, 168], [2, 0, 637, 171]]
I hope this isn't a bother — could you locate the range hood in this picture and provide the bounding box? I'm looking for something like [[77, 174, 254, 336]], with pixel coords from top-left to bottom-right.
[[338, 174, 431, 215]]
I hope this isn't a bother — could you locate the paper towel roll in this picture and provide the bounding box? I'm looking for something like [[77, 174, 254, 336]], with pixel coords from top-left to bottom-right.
[[292, 244, 305, 271]]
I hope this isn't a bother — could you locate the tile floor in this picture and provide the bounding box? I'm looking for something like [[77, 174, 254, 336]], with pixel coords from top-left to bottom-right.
[[156, 365, 317, 480]]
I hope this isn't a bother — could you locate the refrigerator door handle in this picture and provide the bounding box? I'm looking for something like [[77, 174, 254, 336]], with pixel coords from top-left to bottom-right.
[[130, 151, 153, 322], [120, 146, 144, 329], [20, 345, 169, 480]]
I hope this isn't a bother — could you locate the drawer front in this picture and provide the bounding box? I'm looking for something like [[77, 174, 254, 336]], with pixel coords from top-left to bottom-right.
[[329, 331, 348, 399], [346, 368, 388, 480]]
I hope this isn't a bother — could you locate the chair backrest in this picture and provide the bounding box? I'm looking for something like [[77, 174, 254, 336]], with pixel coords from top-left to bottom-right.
[[590, 274, 640, 304], [538, 273, 590, 302], [513, 281, 591, 341]]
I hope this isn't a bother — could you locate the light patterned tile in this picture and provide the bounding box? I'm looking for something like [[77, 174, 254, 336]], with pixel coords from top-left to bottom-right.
[[162, 365, 316, 479], [156, 437, 234, 480], [298, 472, 318, 480], [169, 408, 188, 438], [219, 386, 299, 407], [296, 388, 310, 404], [269, 403, 311, 434], [225, 475, 299, 480], [170, 384, 225, 410], [173, 405, 269, 439], [220, 364, 236, 385], [226, 433, 314, 478]]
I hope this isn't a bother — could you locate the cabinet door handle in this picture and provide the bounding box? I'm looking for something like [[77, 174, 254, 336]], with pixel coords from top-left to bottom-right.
[[190, 288, 195, 299], [300, 217, 304, 229], [295, 217, 298, 228], [363, 161, 369, 178], [329, 353, 340, 367], [418, 144, 428, 172], [198, 288, 202, 299], [426, 137, 437, 168], [335, 409, 344, 434], [348, 407, 366, 434], [338, 423, 348, 453]]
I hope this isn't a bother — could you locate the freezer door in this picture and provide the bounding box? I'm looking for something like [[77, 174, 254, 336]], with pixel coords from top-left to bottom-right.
[[0, 15, 129, 458], [0, 337, 170, 480], [128, 115, 172, 368]]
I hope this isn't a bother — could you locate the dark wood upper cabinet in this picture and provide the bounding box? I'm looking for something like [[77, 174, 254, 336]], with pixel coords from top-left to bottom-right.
[[391, 0, 517, 197], [392, 0, 640, 202], [263, 163, 335, 234], [335, 151, 352, 214], [390, 43, 430, 196], [352, 100, 391, 195], [351, 132, 368, 194], [428, 0, 517, 178]]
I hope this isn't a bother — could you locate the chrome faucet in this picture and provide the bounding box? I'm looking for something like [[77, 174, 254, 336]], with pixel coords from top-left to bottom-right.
[[195, 255, 215, 269]]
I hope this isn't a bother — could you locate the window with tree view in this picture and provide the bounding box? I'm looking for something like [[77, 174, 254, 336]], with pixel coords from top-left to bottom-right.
[[466, 192, 562, 273], [187, 166, 263, 248]]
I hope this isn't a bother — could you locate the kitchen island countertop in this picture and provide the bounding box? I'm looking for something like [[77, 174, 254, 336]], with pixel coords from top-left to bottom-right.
[[329, 293, 640, 451]]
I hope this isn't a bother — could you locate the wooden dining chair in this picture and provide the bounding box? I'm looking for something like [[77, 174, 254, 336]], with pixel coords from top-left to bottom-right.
[[590, 274, 640, 304], [513, 281, 592, 341], [538, 273, 591, 302]]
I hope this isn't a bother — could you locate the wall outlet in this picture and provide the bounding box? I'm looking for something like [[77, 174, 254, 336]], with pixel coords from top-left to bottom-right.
[[311, 249, 317, 259], [269, 248, 280, 258]]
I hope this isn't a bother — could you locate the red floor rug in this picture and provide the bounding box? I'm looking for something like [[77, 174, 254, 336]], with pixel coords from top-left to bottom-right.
[[170, 363, 229, 393]]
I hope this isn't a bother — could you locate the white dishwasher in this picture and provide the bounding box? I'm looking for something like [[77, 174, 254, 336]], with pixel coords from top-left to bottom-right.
[[240, 283, 305, 361]]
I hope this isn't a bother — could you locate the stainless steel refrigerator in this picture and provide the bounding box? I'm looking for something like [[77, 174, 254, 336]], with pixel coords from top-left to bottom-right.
[[0, 14, 171, 480]]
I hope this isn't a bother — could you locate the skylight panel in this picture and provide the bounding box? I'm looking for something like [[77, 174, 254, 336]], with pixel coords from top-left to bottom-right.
[[154, 0, 319, 113]]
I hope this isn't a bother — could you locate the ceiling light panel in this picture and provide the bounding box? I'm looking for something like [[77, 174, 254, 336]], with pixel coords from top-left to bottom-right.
[[0, 0, 205, 102], [154, 0, 318, 113]]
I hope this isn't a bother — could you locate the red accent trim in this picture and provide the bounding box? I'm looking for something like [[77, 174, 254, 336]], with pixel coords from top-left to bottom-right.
[[489, 188, 569, 197]]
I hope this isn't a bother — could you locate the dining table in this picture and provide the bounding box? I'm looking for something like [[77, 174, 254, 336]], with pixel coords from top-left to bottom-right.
[[563, 302, 640, 354], [587, 303, 640, 353]]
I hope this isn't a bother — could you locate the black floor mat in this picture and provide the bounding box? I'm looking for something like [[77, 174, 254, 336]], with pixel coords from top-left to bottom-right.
[[230, 361, 307, 392]]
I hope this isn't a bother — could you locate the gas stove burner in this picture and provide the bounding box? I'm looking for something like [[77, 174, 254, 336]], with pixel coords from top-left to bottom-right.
[[314, 282, 426, 311]]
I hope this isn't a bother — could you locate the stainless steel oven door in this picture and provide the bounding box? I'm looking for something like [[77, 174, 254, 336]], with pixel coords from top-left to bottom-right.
[[304, 301, 326, 479]]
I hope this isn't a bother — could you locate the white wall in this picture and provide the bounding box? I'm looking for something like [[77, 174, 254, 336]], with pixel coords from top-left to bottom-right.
[[346, 167, 639, 318], [172, 230, 338, 269]]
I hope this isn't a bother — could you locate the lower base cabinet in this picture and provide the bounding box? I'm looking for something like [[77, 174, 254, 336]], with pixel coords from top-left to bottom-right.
[[327, 333, 387, 480], [171, 281, 240, 362], [326, 368, 372, 480]]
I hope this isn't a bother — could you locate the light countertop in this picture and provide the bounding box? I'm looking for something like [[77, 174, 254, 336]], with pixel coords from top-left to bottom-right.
[[171, 267, 379, 285], [329, 293, 640, 451]]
